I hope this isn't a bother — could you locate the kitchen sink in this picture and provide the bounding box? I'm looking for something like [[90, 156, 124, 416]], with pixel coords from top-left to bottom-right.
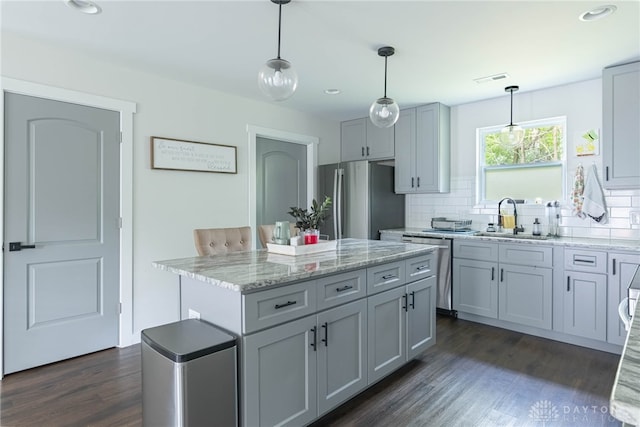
[[474, 231, 549, 240]]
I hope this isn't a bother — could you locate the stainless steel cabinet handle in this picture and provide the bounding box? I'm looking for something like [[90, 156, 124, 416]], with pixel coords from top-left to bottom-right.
[[321, 322, 328, 347], [336, 285, 353, 293], [275, 300, 296, 310]]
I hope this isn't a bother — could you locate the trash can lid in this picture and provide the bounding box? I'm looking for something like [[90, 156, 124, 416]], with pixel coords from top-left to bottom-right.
[[141, 319, 236, 363]]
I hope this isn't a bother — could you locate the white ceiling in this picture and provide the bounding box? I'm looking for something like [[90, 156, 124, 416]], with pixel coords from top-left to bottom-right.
[[2, 0, 639, 121]]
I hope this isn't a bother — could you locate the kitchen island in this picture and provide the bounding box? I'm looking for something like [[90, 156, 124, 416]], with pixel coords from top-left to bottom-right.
[[154, 238, 438, 426]]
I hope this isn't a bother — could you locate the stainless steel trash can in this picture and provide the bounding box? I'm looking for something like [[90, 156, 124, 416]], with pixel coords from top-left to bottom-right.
[[141, 319, 237, 427]]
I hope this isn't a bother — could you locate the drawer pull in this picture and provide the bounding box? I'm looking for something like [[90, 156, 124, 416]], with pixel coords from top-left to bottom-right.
[[416, 265, 429, 271], [574, 258, 595, 264], [336, 285, 353, 293], [382, 274, 397, 280], [275, 300, 297, 310], [321, 322, 328, 347]]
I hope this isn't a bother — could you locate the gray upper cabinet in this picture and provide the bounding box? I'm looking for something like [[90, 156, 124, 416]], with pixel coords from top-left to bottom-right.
[[340, 118, 394, 162], [394, 103, 450, 193], [602, 61, 640, 189]]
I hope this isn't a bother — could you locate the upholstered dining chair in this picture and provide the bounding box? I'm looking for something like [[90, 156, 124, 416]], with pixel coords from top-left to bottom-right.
[[258, 223, 299, 248], [193, 226, 252, 256]]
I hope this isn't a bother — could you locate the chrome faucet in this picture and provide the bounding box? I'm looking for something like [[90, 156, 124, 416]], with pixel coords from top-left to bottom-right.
[[498, 198, 525, 235]]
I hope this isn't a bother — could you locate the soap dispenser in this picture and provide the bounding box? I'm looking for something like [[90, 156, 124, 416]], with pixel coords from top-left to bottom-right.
[[532, 218, 541, 236]]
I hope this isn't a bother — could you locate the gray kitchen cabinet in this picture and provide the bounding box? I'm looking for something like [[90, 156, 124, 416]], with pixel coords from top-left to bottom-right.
[[340, 117, 394, 162], [453, 258, 498, 318], [563, 271, 607, 341], [317, 299, 368, 416], [394, 103, 450, 193], [242, 315, 318, 427], [603, 61, 640, 189], [453, 240, 553, 330], [367, 276, 436, 384], [607, 252, 640, 345]]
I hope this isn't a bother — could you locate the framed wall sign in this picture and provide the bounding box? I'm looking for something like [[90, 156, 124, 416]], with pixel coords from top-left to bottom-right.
[[151, 136, 237, 174]]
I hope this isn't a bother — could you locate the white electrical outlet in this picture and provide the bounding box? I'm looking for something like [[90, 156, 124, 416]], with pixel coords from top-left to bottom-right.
[[188, 309, 201, 320], [630, 210, 640, 226]]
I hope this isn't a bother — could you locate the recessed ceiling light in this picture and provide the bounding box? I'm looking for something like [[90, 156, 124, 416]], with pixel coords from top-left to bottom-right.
[[579, 5, 616, 22], [474, 73, 510, 84], [65, 0, 102, 15], [324, 89, 341, 95]]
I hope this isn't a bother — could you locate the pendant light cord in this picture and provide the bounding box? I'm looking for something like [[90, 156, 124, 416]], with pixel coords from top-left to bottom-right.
[[277, 3, 282, 59], [509, 88, 514, 126], [383, 55, 388, 98]]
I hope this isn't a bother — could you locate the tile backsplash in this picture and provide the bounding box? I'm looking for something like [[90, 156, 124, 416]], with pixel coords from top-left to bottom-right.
[[406, 175, 640, 241]]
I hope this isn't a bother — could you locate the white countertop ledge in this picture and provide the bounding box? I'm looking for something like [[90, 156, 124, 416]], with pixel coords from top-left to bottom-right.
[[153, 238, 436, 293]]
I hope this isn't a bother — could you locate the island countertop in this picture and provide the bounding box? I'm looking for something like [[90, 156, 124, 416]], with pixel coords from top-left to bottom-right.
[[153, 238, 436, 293]]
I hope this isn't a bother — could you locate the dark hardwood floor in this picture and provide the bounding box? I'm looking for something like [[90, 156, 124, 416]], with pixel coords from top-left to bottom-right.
[[0, 316, 622, 427]]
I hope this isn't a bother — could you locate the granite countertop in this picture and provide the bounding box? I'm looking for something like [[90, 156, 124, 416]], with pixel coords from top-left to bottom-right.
[[382, 227, 640, 252], [610, 267, 640, 425], [153, 238, 436, 293]]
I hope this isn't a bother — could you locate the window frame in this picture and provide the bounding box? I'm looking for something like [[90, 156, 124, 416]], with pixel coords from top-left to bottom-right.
[[475, 116, 567, 206]]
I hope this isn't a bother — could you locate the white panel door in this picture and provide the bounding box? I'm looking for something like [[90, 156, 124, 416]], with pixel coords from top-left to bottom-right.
[[4, 93, 120, 374]]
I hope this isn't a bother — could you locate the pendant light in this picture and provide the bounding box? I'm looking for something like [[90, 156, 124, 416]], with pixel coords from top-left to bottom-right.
[[369, 46, 400, 128], [258, 0, 298, 101], [500, 85, 525, 145]]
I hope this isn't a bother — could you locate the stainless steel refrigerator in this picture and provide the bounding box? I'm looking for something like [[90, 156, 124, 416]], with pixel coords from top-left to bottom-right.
[[318, 161, 405, 240]]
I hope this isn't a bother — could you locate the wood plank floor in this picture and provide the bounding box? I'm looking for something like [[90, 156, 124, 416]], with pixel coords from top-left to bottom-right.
[[0, 316, 622, 427]]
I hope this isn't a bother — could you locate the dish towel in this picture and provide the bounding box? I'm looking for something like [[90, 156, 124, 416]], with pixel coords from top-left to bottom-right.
[[571, 165, 586, 218], [582, 164, 608, 223]]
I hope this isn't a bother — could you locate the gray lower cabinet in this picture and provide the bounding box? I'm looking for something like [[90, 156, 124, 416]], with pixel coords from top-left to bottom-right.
[[607, 252, 640, 345], [563, 271, 607, 341], [453, 240, 553, 330], [367, 276, 436, 384], [243, 316, 318, 427]]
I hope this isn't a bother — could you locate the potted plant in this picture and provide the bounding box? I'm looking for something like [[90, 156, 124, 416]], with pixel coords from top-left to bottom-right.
[[288, 196, 332, 244]]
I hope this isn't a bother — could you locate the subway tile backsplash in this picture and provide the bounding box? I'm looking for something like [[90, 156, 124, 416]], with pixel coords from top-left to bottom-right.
[[406, 175, 640, 241]]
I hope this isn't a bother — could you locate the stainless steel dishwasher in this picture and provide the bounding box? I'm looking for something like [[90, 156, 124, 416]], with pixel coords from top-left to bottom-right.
[[401, 234, 456, 317]]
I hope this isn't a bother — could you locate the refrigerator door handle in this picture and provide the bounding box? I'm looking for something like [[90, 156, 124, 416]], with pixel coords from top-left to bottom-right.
[[333, 169, 338, 239], [333, 168, 344, 240]]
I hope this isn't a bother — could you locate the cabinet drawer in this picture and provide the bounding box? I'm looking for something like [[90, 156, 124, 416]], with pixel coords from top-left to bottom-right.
[[564, 249, 607, 273], [453, 240, 498, 262], [316, 269, 366, 310], [406, 253, 436, 282], [499, 244, 552, 268], [243, 281, 316, 333], [367, 261, 405, 295]]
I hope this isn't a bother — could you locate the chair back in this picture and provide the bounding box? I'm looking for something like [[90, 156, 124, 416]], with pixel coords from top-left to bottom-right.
[[193, 226, 252, 255]]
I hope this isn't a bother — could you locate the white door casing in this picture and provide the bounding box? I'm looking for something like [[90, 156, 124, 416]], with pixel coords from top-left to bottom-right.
[[247, 125, 318, 250], [0, 78, 136, 377]]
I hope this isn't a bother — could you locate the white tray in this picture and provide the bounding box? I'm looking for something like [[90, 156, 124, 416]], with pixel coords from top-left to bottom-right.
[[266, 240, 337, 256]]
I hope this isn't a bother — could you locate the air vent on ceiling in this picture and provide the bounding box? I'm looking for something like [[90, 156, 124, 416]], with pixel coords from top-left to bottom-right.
[[474, 73, 510, 84]]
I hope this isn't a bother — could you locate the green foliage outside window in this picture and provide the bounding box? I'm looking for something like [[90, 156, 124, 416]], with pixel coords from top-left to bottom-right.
[[484, 125, 564, 165]]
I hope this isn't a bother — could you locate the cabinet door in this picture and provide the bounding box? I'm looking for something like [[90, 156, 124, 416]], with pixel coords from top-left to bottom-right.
[[407, 276, 436, 360], [603, 61, 640, 189], [341, 118, 366, 162], [242, 316, 317, 427], [367, 286, 406, 384], [563, 271, 607, 341], [608, 252, 640, 345], [394, 108, 416, 193], [453, 258, 498, 318], [316, 300, 368, 416], [366, 120, 394, 160], [499, 264, 552, 330], [415, 103, 450, 193]]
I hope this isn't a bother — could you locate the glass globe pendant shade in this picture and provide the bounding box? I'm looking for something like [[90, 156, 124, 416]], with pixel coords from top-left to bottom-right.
[[500, 124, 525, 145], [258, 58, 298, 101], [369, 97, 400, 128]]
